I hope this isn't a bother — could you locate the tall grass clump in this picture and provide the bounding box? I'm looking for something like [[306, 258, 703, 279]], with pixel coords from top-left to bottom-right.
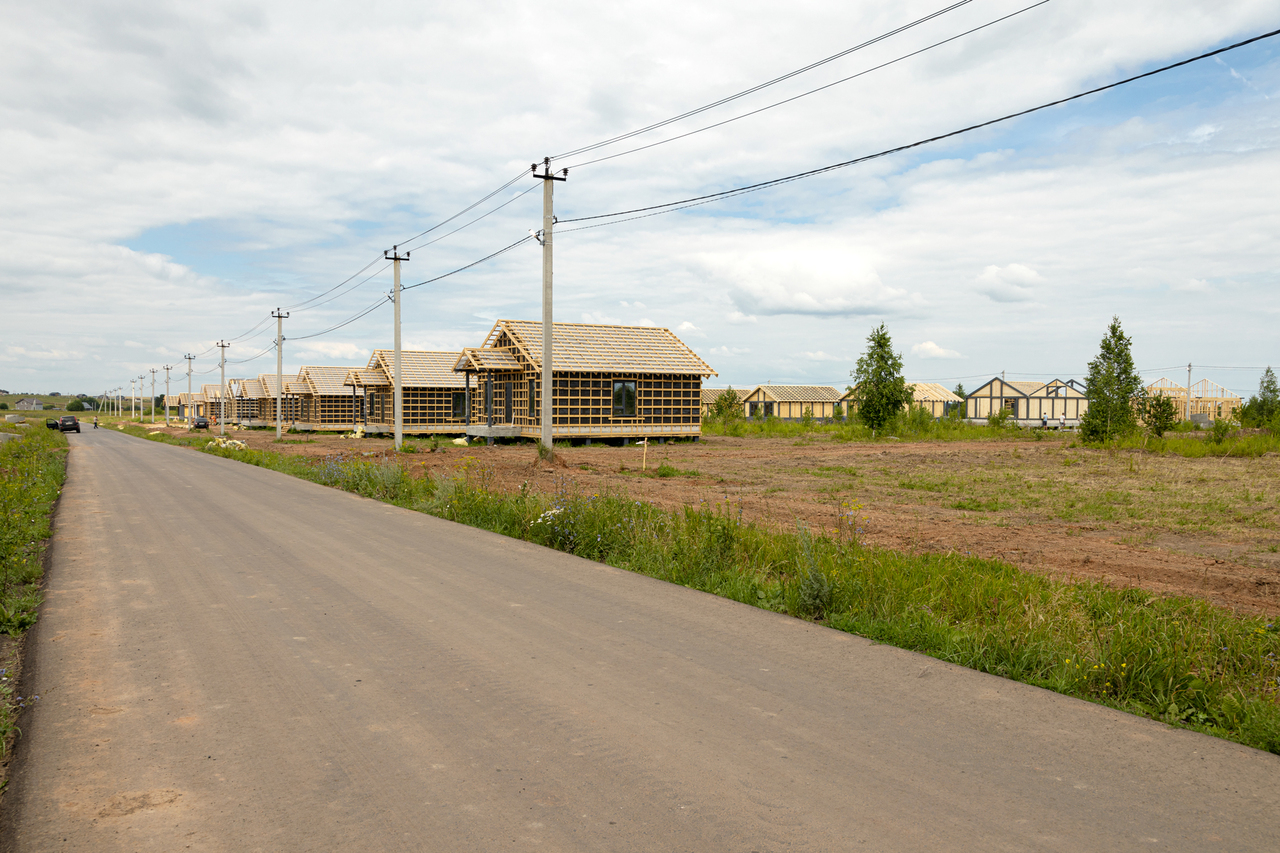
[[1114, 428, 1280, 458], [0, 426, 67, 752], [0, 427, 67, 636]]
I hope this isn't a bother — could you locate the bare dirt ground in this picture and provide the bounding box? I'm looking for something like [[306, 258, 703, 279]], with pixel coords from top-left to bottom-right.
[[147, 424, 1280, 615]]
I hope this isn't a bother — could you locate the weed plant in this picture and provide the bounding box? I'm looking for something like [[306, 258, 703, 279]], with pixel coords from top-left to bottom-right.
[[0, 426, 66, 752], [1113, 429, 1280, 459], [125, 425, 1280, 754], [0, 426, 67, 635]]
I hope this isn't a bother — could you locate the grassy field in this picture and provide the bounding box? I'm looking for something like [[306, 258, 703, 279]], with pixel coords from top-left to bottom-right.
[[123, 424, 1280, 754], [0, 424, 68, 752]]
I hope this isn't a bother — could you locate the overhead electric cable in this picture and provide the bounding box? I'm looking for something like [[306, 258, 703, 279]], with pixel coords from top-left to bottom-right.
[[560, 26, 1280, 229], [402, 182, 541, 254], [552, 0, 976, 160], [564, 0, 1051, 171], [402, 235, 536, 292], [283, 255, 386, 313], [290, 297, 389, 341], [396, 169, 531, 247]]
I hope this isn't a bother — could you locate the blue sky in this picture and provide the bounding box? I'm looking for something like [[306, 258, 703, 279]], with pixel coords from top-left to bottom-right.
[[2, 0, 1277, 400]]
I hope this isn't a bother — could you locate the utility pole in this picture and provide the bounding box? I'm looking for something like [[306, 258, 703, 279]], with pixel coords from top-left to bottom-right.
[[185, 354, 194, 425], [163, 365, 173, 425], [216, 341, 229, 435], [273, 310, 289, 440], [130, 377, 137, 420], [149, 368, 157, 423], [532, 157, 567, 454], [1186, 362, 1192, 423], [384, 246, 409, 451]]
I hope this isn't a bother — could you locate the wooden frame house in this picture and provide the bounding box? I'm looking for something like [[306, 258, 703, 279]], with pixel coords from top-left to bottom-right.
[[345, 350, 468, 435], [453, 320, 716, 442], [1145, 377, 1242, 423], [292, 366, 361, 430], [964, 377, 1088, 425], [222, 379, 255, 423], [255, 373, 301, 424], [743, 385, 841, 420]]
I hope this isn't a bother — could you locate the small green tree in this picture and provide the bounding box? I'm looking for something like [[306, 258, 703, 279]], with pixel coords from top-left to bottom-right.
[[1079, 316, 1143, 443], [953, 383, 967, 399], [848, 323, 912, 431], [709, 387, 742, 423], [1241, 366, 1279, 427], [66, 400, 85, 412], [1138, 392, 1178, 437]]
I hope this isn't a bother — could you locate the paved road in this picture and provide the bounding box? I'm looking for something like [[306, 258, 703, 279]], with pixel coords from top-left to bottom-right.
[[2, 428, 1278, 851]]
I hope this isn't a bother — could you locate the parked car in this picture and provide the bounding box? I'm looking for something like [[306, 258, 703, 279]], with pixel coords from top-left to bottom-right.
[[192, 416, 210, 430], [58, 415, 80, 433], [45, 417, 59, 430]]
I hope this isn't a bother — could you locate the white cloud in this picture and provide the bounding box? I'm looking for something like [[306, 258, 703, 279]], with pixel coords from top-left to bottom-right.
[[293, 341, 368, 362], [726, 311, 758, 325], [621, 300, 646, 310], [699, 237, 916, 317], [974, 264, 1044, 303], [708, 346, 751, 357], [912, 341, 963, 359], [676, 321, 703, 336], [581, 311, 621, 325], [801, 351, 845, 361]]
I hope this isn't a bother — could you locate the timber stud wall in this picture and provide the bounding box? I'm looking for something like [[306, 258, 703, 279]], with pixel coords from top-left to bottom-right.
[[371, 389, 467, 426], [300, 395, 357, 425], [467, 372, 701, 430]]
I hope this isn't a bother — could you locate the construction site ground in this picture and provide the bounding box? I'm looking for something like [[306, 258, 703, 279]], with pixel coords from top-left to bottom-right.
[[150, 424, 1280, 615]]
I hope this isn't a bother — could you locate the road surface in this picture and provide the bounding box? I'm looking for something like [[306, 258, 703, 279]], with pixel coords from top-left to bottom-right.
[[2, 428, 1277, 851]]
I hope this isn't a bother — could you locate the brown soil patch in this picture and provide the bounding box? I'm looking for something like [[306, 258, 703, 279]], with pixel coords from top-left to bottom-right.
[[152, 426, 1280, 615]]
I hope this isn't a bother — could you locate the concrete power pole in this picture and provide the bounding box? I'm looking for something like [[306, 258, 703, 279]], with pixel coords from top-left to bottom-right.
[[185, 354, 195, 425], [273, 310, 289, 440], [1186, 363, 1192, 423], [149, 369, 157, 423], [130, 377, 137, 420], [216, 341, 229, 435], [532, 157, 567, 455], [163, 365, 173, 425], [384, 246, 409, 452]]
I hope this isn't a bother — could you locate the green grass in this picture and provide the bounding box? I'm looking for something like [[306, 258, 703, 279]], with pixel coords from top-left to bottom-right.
[[0, 425, 69, 751], [123, 424, 1280, 754], [704, 413, 1041, 443], [1113, 430, 1280, 459]]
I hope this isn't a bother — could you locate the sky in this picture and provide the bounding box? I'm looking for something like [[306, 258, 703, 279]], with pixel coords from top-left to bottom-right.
[[2, 0, 1278, 400]]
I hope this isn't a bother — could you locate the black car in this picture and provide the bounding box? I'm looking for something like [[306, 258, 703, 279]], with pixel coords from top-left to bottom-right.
[[192, 416, 210, 430], [58, 415, 80, 433]]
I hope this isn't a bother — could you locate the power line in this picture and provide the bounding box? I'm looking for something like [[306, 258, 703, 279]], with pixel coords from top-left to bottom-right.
[[565, 0, 1051, 171], [289, 296, 389, 341], [559, 26, 1280, 229], [402, 235, 537, 292], [551, 0, 977, 161]]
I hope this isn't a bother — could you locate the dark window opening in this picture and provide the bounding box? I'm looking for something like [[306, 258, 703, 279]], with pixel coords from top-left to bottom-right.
[[452, 392, 466, 420], [612, 380, 637, 418]]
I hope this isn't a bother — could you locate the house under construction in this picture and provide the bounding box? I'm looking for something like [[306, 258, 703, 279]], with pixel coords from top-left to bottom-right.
[[453, 320, 716, 442], [963, 377, 1089, 425], [344, 350, 468, 435], [1145, 377, 1242, 423]]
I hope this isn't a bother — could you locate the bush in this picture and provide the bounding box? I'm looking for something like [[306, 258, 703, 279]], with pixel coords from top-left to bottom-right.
[[66, 400, 85, 412]]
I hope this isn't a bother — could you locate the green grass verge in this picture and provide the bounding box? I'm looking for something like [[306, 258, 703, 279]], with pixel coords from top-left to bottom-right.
[[1110, 429, 1280, 459], [704, 413, 1054, 443], [0, 425, 69, 750], [124, 425, 1280, 754]]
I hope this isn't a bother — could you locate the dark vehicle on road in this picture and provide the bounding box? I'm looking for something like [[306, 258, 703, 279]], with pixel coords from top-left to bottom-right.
[[58, 415, 80, 433], [192, 416, 210, 430], [45, 418, 59, 430]]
